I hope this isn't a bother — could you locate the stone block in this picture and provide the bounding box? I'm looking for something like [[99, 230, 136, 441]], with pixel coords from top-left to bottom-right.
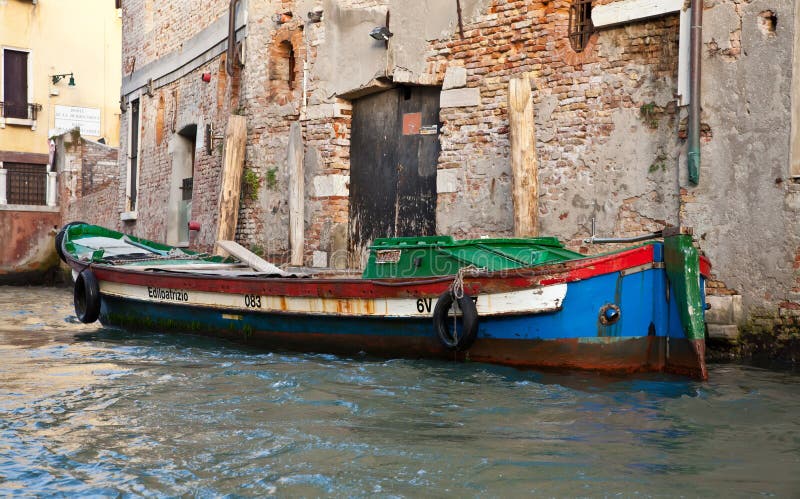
[[440, 88, 481, 108], [330, 223, 348, 270], [707, 324, 739, 340], [313, 174, 349, 197], [437, 168, 459, 193], [705, 294, 743, 325], [442, 66, 467, 90], [312, 250, 328, 268]]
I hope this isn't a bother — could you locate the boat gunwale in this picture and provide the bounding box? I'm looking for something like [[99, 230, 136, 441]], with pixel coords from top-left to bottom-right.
[[63, 244, 665, 296]]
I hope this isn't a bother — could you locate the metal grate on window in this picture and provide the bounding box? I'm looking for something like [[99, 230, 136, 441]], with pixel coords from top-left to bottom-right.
[[568, 0, 594, 53], [5, 163, 47, 205]]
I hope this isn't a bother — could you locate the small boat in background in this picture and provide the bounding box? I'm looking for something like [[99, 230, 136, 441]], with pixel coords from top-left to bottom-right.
[[56, 223, 711, 379]]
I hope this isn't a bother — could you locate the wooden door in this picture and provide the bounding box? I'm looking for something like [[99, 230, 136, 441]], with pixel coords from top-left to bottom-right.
[[349, 86, 440, 261], [3, 50, 28, 119]]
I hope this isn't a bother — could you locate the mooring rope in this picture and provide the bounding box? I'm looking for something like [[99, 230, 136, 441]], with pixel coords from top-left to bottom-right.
[[450, 265, 486, 299]]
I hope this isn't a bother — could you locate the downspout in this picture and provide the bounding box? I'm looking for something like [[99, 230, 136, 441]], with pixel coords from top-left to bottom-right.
[[687, 0, 703, 185], [226, 0, 241, 76]]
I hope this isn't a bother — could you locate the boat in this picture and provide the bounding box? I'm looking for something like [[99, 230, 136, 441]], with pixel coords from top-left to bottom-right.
[[56, 222, 711, 379]]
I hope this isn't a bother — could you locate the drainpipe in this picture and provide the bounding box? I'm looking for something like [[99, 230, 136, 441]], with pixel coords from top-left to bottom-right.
[[227, 0, 241, 76], [687, 0, 703, 185]]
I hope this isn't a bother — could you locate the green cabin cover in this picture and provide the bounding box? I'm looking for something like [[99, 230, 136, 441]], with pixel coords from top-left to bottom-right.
[[362, 236, 583, 279]]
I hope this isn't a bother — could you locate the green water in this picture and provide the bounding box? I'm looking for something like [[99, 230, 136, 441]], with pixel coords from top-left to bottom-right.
[[1, 286, 798, 496]]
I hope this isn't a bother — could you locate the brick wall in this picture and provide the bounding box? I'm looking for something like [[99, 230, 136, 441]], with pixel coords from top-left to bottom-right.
[[56, 132, 121, 230], [429, 1, 681, 245]]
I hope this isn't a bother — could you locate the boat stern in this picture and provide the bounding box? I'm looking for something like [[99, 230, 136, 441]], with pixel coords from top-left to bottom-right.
[[663, 229, 709, 380]]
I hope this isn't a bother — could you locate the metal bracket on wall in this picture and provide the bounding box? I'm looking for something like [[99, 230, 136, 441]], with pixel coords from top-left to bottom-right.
[[205, 124, 225, 155]]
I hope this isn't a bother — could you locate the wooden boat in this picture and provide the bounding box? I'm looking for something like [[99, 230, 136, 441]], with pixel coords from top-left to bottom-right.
[[56, 223, 711, 379]]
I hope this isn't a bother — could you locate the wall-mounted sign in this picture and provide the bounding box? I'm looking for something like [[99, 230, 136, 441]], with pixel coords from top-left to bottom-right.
[[419, 125, 438, 135], [402, 113, 421, 135], [54, 105, 101, 137]]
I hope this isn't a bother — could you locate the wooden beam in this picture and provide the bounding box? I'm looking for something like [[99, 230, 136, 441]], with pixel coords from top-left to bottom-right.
[[0, 151, 49, 164], [591, 0, 682, 29], [217, 240, 291, 275], [508, 75, 538, 237], [214, 115, 247, 255], [288, 121, 305, 266]]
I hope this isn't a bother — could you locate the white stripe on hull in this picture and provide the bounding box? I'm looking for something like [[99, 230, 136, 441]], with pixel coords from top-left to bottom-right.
[[99, 281, 567, 318]]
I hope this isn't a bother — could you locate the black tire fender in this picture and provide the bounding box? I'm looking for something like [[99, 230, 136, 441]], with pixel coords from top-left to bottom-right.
[[55, 221, 88, 263], [432, 291, 479, 351], [74, 269, 101, 324]]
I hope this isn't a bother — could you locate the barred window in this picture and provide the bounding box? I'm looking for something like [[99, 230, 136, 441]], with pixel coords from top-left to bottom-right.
[[5, 163, 46, 205], [568, 0, 593, 53]]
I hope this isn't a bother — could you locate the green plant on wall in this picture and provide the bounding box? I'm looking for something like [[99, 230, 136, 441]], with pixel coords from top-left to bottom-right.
[[265, 167, 278, 191], [70, 127, 82, 143], [639, 102, 660, 129], [649, 149, 668, 173], [242, 168, 261, 201]]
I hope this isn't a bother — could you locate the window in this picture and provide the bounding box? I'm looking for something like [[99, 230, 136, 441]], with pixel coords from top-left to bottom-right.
[[2, 49, 30, 119], [127, 98, 140, 212], [568, 0, 593, 53], [271, 41, 296, 90], [5, 162, 46, 205]]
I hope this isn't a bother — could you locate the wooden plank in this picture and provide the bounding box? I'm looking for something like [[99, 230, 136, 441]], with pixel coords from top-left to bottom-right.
[[591, 0, 683, 28], [288, 121, 305, 266], [216, 240, 291, 275], [214, 115, 247, 255], [508, 75, 538, 237]]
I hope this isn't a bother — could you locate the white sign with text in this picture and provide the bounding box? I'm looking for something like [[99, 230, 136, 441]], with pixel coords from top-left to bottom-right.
[[54, 105, 101, 137]]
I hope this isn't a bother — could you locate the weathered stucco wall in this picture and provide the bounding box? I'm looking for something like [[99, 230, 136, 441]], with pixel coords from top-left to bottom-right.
[[0, 209, 60, 285], [683, 0, 798, 320]]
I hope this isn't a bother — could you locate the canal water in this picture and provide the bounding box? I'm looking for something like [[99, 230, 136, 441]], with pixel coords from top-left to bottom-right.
[[1, 286, 798, 496]]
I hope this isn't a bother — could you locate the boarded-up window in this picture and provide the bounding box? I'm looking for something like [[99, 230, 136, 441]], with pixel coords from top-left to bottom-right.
[[3, 50, 29, 119], [5, 163, 46, 205]]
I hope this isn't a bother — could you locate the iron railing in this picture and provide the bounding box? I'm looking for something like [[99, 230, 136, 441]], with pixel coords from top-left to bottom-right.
[[0, 102, 42, 121], [5, 163, 47, 205], [568, 0, 594, 53]]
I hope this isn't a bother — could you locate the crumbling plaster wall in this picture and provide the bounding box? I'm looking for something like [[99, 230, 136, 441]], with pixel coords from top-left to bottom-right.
[[683, 0, 798, 316]]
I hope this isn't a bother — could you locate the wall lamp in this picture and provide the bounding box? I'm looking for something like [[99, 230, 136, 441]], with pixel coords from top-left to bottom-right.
[[369, 26, 393, 41], [52, 73, 76, 86]]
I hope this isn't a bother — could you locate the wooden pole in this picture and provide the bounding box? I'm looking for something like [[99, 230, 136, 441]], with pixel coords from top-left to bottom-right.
[[508, 75, 539, 237], [214, 114, 247, 255], [288, 121, 305, 266]]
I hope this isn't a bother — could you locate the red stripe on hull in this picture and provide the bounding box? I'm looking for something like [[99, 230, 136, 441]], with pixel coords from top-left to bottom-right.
[[699, 255, 712, 278], [70, 245, 658, 299]]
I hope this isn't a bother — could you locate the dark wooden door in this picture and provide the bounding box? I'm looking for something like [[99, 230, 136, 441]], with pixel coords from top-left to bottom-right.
[[3, 50, 28, 119], [349, 86, 440, 260]]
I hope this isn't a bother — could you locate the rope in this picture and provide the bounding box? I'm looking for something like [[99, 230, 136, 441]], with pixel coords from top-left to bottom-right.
[[450, 265, 485, 299]]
